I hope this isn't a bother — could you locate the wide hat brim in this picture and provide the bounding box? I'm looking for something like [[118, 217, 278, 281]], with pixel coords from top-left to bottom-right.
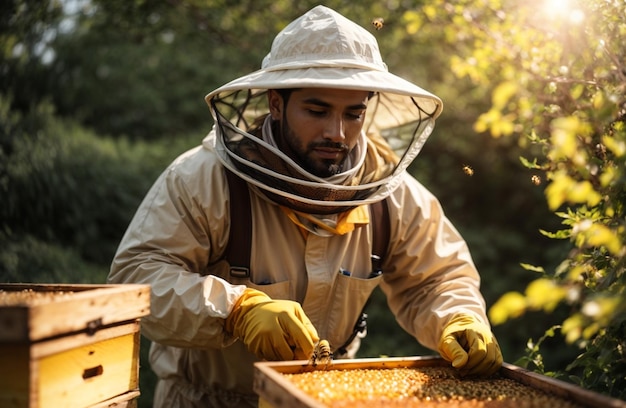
[[205, 65, 443, 121]]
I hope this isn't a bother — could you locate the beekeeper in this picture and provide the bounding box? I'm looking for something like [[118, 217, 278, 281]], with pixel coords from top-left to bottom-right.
[[109, 5, 502, 407]]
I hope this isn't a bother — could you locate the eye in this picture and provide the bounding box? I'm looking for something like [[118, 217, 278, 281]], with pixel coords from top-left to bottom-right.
[[307, 109, 327, 117], [346, 111, 365, 120]]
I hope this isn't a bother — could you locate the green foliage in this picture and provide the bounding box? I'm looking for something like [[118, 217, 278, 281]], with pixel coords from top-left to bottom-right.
[[39, 0, 391, 140], [566, 321, 626, 397], [0, 94, 194, 275], [418, 0, 626, 399], [515, 325, 562, 377], [0, 0, 64, 111], [0, 231, 106, 283]]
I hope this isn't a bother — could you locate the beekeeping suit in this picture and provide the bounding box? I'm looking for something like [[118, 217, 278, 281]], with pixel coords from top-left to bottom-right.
[[109, 5, 501, 407]]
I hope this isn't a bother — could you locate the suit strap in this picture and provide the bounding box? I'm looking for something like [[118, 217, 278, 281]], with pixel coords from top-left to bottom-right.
[[369, 198, 390, 260], [224, 168, 252, 278]]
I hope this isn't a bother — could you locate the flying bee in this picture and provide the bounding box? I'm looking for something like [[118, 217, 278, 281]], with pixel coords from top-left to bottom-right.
[[531, 175, 542, 185], [309, 339, 333, 369], [462, 164, 474, 176], [372, 17, 384, 30]]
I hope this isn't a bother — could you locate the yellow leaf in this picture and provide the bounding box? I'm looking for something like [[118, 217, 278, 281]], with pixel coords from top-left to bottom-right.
[[592, 90, 605, 110], [562, 314, 584, 343], [599, 165, 617, 187], [492, 113, 517, 137], [584, 224, 622, 255], [492, 81, 518, 110], [603, 135, 626, 157], [552, 116, 582, 133], [525, 278, 566, 312], [570, 84, 584, 99], [488, 292, 527, 325], [582, 322, 600, 339], [402, 10, 420, 23], [605, 206, 615, 217], [581, 297, 620, 321], [566, 265, 586, 281], [422, 5, 438, 20], [566, 180, 601, 207], [402, 10, 423, 34], [545, 172, 602, 210], [549, 117, 580, 160], [474, 109, 501, 134], [545, 172, 574, 210], [517, 97, 534, 119]]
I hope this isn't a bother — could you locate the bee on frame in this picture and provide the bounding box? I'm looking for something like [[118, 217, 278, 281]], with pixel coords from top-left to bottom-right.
[[309, 339, 333, 368], [462, 165, 474, 176]]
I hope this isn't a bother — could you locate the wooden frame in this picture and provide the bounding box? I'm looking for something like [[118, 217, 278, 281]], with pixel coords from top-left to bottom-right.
[[254, 356, 626, 408]]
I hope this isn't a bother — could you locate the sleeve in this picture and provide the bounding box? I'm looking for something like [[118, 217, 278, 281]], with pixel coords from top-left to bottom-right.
[[380, 173, 489, 351], [107, 151, 247, 348]]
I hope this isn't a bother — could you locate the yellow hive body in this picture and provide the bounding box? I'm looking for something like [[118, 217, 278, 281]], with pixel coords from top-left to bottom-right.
[[0, 283, 150, 408]]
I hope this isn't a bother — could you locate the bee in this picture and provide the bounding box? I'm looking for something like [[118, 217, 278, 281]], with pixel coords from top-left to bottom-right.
[[309, 339, 333, 368], [531, 175, 542, 185], [462, 164, 474, 176], [372, 17, 384, 30]]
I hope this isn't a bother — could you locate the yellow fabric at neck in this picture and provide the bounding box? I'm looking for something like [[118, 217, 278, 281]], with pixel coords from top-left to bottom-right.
[[281, 205, 370, 237]]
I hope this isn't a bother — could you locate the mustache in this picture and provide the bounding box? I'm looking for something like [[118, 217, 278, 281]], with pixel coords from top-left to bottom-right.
[[308, 141, 350, 151]]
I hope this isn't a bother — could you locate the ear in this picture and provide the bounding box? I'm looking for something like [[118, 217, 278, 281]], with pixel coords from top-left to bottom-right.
[[267, 90, 283, 120]]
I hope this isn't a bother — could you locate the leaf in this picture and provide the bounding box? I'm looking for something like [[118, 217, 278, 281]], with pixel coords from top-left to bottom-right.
[[520, 263, 545, 273], [544, 172, 602, 210], [539, 229, 570, 239], [548, 117, 580, 160], [488, 291, 527, 325], [519, 156, 541, 169], [592, 89, 606, 110], [525, 278, 566, 312], [602, 135, 626, 157], [599, 165, 617, 187], [401, 10, 423, 35], [562, 314, 584, 344], [583, 224, 622, 255], [492, 81, 519, 110], [567, 181, 602, 207], [545, 172, 574, 210]]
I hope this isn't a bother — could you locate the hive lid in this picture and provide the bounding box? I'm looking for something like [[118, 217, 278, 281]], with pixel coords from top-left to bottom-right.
[[0, 283, 150, 342]]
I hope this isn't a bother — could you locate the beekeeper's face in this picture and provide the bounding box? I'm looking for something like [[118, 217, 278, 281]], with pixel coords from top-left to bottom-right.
[[268, 88, 370, 178]]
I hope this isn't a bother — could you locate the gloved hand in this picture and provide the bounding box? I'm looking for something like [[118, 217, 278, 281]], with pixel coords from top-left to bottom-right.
[[225, 288, 319, 361], [438, 314, 503, 377]]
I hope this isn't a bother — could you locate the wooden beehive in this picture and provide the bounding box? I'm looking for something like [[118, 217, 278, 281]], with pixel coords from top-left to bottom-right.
[[0, 283, 151, 408], [254, 356, 626, 408]]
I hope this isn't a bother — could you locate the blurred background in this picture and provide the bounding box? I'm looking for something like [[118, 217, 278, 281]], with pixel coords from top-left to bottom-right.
[[2, 1, 624, 406]]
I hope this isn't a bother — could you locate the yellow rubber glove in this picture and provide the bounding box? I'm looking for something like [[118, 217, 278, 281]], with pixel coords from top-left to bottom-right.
[[225, 288, 319, 361], [438, 314, 503, 377]]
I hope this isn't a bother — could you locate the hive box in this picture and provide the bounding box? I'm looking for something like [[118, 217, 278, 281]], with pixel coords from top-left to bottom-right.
[[0, 283, 151, 408], [254, 355, 626, 408]]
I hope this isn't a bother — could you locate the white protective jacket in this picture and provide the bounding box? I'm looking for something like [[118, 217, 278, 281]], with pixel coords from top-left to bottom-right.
[[108, 134, 489, 407]]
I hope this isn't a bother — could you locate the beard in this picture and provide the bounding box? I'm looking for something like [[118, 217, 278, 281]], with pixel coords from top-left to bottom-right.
[[300, 140, 348, 177], [279, 118, 350, 178]]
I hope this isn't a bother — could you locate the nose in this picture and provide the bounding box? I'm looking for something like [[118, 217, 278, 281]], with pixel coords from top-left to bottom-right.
[[323, 115, 345, 142]]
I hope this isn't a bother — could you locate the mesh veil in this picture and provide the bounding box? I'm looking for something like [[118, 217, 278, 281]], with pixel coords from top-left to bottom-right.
[[209, 88, 439, 214]]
